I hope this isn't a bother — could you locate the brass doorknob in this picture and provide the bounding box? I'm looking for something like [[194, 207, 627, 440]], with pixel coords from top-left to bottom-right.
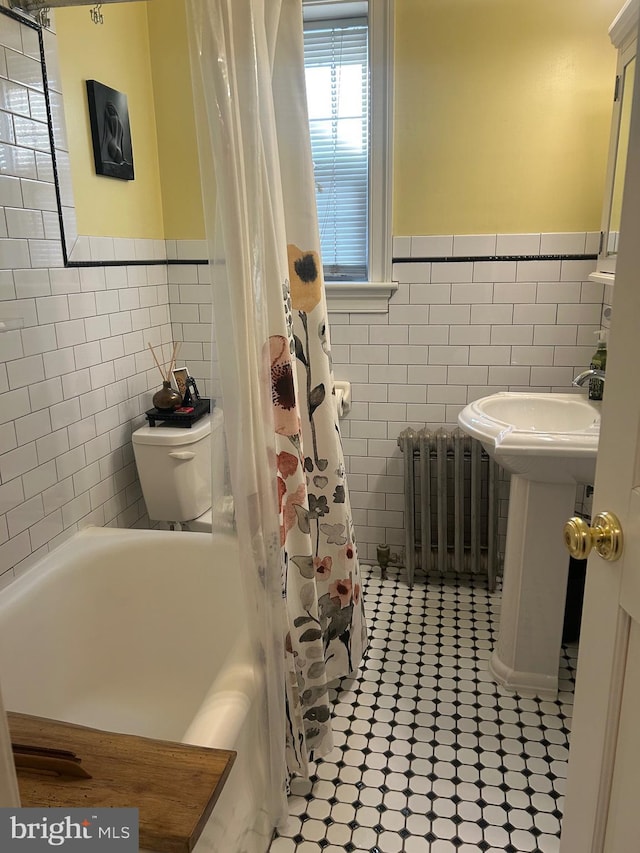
[[563, 511, 623, 562]]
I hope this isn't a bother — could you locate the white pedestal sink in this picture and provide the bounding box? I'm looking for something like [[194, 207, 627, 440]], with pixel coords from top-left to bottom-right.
[[458, 392, 600, 699]]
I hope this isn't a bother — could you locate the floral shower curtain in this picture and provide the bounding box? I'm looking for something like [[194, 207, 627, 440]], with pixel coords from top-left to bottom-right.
[[187, 0, 367, 824]]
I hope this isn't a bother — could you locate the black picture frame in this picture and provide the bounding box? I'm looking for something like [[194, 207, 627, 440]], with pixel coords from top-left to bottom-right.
[[187, 375, 201, 402], [86, 79, 134, 181]]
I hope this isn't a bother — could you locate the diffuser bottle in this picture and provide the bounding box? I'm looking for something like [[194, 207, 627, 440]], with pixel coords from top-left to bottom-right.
[[153, 381, 181, 411]]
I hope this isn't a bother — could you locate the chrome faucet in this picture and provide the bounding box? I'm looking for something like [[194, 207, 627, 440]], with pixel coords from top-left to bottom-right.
[[572, 368, 606, 387]]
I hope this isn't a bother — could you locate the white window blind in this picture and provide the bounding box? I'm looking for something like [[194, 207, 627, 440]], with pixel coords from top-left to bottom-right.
[[303, 19, 369, 282]]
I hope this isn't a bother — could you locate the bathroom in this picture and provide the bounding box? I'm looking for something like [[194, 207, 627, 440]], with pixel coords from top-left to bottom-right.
[[0, 0, 638, 849]]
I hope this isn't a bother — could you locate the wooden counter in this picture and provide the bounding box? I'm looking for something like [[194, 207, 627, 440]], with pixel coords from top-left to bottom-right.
[[8, 712, 236, 853]]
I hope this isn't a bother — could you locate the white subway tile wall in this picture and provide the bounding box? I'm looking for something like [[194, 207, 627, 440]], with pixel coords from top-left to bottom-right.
[[335, 239, 604, 562], [0, 255, 180, 580], [167, 250, 221, 405]]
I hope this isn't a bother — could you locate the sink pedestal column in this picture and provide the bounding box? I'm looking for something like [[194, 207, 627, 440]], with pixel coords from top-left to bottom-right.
[[490, 474, 575, 699]]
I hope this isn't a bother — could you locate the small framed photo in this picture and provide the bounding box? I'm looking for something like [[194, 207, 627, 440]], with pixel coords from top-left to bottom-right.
[[172, 367, 190, 404]]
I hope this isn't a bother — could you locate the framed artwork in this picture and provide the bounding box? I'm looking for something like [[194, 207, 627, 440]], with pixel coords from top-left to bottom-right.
[[86, 79, 134, 180]]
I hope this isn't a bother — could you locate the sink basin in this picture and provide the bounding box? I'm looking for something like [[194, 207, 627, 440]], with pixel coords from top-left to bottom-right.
[[458, 392, 600, 484]]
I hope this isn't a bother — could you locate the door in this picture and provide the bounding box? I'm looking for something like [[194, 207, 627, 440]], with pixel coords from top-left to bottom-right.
[[560, 28, 640, 853]]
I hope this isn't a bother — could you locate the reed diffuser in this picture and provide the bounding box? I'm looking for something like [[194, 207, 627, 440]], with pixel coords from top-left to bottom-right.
[[149, 342, 182, 411]]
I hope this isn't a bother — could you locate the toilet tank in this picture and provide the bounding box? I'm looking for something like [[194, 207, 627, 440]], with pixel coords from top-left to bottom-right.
[[132, 409, 225, 523]]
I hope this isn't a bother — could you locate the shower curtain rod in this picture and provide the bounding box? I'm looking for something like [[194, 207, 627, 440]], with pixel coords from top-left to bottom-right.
[[11, 0, 151, 11]]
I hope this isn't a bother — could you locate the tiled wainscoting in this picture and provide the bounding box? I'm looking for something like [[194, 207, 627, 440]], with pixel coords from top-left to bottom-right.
[[331, 234, 609, 564], [0, 240, 223, 584], [165, 241, 222, 406], [0, 259, 172, 580], [166, 234, 609, 568], [0, 228, 610, 581]]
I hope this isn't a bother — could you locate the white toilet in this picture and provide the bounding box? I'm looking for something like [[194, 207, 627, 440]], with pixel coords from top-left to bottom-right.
[[132, 408, 226, 532]]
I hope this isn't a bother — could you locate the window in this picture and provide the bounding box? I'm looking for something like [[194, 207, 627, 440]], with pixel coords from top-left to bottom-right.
[[303, 1, 395, 312], [304, 17, 369, 282]]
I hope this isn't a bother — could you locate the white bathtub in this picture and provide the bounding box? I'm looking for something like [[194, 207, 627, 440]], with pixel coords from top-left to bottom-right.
[[0, 527, 273, 853]]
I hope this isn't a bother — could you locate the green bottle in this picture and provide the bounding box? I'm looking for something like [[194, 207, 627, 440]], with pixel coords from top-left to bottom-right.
[[589, 330, 607, 401]]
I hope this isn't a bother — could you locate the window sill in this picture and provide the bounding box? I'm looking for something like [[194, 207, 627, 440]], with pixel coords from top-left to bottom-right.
[[324, 280, 398, 313], [588, 270, 615, 286]]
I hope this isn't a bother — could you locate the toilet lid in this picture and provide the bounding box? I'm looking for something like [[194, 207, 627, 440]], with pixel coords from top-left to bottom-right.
[[133, 415, 211, 446]]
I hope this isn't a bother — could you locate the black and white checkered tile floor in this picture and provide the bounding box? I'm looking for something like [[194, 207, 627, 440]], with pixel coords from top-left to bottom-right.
[[270, 563, 577, 853]]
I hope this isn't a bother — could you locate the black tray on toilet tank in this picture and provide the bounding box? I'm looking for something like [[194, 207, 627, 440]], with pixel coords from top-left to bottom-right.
[[145, 398, 212, 428]]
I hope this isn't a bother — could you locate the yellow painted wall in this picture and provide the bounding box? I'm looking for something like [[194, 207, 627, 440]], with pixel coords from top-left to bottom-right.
[[55, 2, 164, 238], [393, 0, 623, 235], [56, 0, 623, 241], [147, 0, 205, 240]]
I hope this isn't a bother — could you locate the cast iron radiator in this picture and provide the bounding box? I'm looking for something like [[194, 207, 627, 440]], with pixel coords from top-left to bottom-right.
[[397, 427, 502, 590]]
